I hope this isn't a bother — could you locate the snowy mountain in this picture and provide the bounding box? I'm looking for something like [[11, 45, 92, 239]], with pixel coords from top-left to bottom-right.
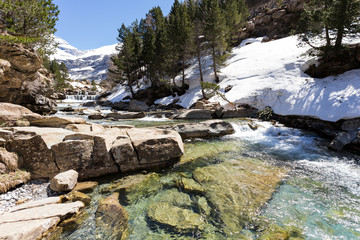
[[51, 36, 118, 82]]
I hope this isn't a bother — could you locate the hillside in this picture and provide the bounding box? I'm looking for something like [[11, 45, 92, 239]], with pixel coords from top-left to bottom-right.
[[51, 37, 117, 82]]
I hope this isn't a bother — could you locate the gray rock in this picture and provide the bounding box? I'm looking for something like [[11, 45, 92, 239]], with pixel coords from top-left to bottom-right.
[[329, 131, 358, 150], [106, 111, 146, 119], [172, 120, 235, 139], [88, 113, 105, 120], [175, 109, 214, 119], [129, 100, 149, 112], [50, 170, 78, 192]]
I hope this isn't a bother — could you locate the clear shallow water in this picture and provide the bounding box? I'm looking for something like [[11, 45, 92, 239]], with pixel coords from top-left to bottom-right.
[[60, 120, 360, 240]]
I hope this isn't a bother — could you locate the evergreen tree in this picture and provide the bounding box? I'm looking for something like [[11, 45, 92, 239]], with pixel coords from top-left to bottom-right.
[[0, 0, 59, 55], [168, 0, 194, 88], [200, 0, 228, 83], [299, 0, 360, 53]]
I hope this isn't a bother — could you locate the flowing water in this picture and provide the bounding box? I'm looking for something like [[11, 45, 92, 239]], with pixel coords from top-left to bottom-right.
[[59, 119, 360, 240]]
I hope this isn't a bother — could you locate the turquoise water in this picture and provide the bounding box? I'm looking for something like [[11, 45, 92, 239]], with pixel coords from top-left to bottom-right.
[[60, 120, 360, 239]]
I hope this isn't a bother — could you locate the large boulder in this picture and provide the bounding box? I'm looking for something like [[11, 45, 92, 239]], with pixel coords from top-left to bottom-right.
[[50, 170, 79, 192], [0, 103, 42, 124], [111, 136, 139, 173], [106, 111, 146, 120], [0, 43, 57, 114], [95, 193, 129, 240], [4, 127, 73, 178], [126, 128, 184, 166], [128, 100, 149, 112], [222, 105, 258, 118], [175, 109, 214, 119], [171, 120, 235, 140], [329, 131, 358, 151]]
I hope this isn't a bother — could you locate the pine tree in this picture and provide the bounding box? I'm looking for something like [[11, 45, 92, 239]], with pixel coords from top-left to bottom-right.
[[299, 0, 360, 53], [200, 0, 228, 83], [0, 0, 59, 55]]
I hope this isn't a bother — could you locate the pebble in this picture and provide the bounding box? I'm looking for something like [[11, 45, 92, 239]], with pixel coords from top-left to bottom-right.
[[0, 180, 60, 215]]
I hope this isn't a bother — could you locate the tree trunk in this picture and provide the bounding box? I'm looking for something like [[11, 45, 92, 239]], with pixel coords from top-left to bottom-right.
[[325, 26, 331, 47], [196, 44, 206, 100], [335, 0, 347, 48], [212, 45, 219, 83]]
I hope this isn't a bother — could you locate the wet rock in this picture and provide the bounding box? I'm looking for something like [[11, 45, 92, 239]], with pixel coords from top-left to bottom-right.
[[147, 202, 205, 233], [192, 158, 287, 235], [66, 191, 91, 206], [172, 120, 235, 140], [329, 131, 357, 151], [72, 181, 98, 193], [340, 118, 360, 131], [50, 170, 78, 192], [174, 109, 214, 119], [30, 116, 86, 128], [106, 111, 146, 119], [95, 193, 129, 240], [179, 177, 204, 194], [88, 113, 105, 120], [129, 100, 149, 112]]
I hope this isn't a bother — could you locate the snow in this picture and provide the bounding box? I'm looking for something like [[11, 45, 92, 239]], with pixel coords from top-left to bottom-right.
[[154, 35, 360, 122]]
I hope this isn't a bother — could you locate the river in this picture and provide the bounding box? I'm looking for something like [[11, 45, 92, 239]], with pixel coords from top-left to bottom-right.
[[55, 100, 360, 240]]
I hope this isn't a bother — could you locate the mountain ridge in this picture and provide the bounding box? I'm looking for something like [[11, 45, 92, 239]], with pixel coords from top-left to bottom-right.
[[51, 36, 118, 82]]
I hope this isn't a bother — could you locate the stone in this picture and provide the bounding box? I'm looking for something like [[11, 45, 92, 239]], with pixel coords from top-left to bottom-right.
[[0, 43, 56, 114], [30, 116, 86, 128], [67, 191, 91, 206], [175, 109, 214, 119], [110, 136, 139, 173], [172, 120, 235, 139], [147, 202, 205, 233], [126, 128, 184, 165], [192, 158, 287, 235], [0, 170, 31, 194], [340, 118, 360, 131], [0, 201, 84, 224], [88, 113, 105, 120], [72, 181, 98, 193], [10, 197, 61, 212], [104, 124, 135, 130], [0, 218, 60, 240], [272, 9, 287, 19], [50, 170, 79, 192], [5, 127, 73, 178], [329, 131, 358, 151], [0, 147, 18, 174], [61, 129, 125, 178], [246, 21, 255, 31], [0, 103, 42, 124], [106, 111, 146, 119], [65, 123, 105, 132], [95, 193, 129, 240], [222, 105, 258, 118], [128, 100, 149, 112], [180, 177, 204, 194], [194, 101, 221, 110]]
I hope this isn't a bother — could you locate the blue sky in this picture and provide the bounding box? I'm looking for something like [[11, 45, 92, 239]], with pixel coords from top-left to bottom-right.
[[53, 0, 174, 50]]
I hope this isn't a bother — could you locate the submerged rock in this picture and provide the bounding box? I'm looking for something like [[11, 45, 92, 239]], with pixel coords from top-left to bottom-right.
[[192, 158, 288, 236], [147, 202, 205, 233], [95, 193, 129, 240], [72, 181, 98, 193]]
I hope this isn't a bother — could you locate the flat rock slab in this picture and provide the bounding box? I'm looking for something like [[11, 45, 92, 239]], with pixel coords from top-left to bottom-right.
[[0, 201, 84, 224], [0, 197, 84, 240], [0, 103, 42, 122], [0, 217, 60, 240], [30, 116, 86, 128]]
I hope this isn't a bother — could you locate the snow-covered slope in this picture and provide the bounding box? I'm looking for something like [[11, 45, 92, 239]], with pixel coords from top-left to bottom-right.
[[153, 36, 360, 122], [51, 36, 118, 82]]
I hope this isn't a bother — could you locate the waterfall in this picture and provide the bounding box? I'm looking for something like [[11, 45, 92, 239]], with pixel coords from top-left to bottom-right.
[[65, 93, 98, 101]]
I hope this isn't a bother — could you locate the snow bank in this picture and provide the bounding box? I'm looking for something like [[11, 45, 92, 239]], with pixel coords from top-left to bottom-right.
[[155, 36, 360, 122]]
